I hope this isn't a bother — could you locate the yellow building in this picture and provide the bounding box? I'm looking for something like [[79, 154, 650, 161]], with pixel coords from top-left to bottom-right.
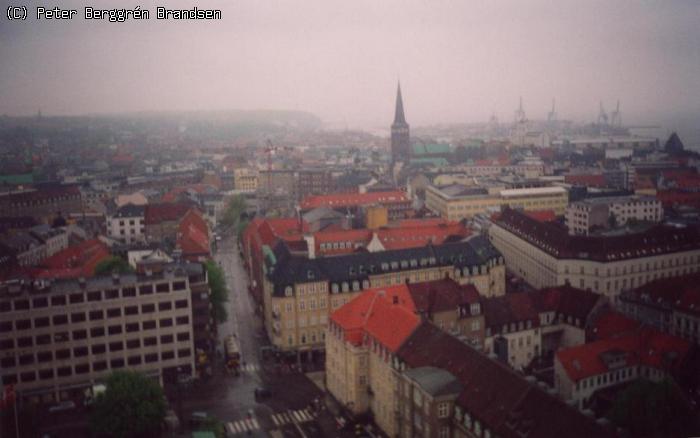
[[263, 235, 505, 357], [233, 168, 259, 193], [425, 184, 568, 220]]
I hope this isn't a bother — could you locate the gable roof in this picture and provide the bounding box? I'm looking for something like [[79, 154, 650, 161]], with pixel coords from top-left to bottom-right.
[[330, 288, 420, 351], [398, 323, 613, 438]]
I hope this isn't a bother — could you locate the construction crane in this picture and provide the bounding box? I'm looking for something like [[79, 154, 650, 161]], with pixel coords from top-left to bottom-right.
[[597, 101, 609, 126]]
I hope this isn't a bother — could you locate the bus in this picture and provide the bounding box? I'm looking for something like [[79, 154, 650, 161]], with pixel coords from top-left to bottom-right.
[[224, 335, 241, 375]]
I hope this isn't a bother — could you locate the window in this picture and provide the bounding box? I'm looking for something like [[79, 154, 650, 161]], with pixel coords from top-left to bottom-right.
[[90, 327, 105, 338], [144, 336, 157, 346], [177, 332, 190, 342], [53, 314, 68, 325], [92, 344, 106, 354], [176, 316, 189, 325], [128, 355, 142, 366], [178, 348, 191, 358], [36, 334, 51, 345], [141, 303, 155, 313], [108, 325, 122, 335], [175, 299, 188, 309], [122, 287, 136, 297], [87, 291, 101, 302], [161, 350, 175, 360], [16, 337, 32, 347], [75, 363, 90, 374], [158, 301, 172, 311], [93, 361, 108, 372], [438, 402, 449, 418], [15, 319, 31, 330], [89, 310, 104, 321], [156, 283, 170, 293], [56, 349, 70, 360], [70, 312, 86, 323], [107, 308, 121, 318], [51, 296, 66, 306], [37, 351, 53, 362], [145, 353, 158, 363], [125, 306, 138, 316], [160, 334, 174, 344], [139, 285, 154, 295], [439, 426, 449, 438], [126, 322, 139, 332], [143, 320, 156, 330], [105, 289, 119, 299], [69, 293, 85, 304], [172, 281, 186, 291], [159, 318, 173, 328], [32, 297, 48, 308]]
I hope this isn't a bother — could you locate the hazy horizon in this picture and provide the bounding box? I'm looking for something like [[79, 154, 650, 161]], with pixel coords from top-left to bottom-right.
[[1, 0, 699, 129]]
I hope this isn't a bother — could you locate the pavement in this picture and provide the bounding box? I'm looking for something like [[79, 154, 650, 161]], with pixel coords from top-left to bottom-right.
[[175, 232, 357, 437]]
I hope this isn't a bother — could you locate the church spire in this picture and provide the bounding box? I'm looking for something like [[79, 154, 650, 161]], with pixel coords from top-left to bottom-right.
[[393, 82, 406, 125]]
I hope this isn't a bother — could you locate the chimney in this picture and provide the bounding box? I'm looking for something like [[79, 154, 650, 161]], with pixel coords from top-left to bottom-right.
[[303, 234, 315, 259], [112, 271, 120, 284]]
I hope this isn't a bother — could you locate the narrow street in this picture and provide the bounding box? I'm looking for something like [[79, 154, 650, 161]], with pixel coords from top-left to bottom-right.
[[178, 231, 354, 437]]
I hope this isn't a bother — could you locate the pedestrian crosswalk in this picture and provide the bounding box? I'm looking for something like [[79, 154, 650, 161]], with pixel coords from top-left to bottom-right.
[[226, 417, 260, 435], [270, 408, 315, 427], [239, 363, 259, 373]]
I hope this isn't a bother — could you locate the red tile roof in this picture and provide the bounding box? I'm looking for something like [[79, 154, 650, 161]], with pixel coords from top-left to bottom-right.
[[33, 238, 110, 279], [406, 279, 480, 313], [177, 209, 210, 259], [398, 323, 613, 438], [300, 191, 409, 210], [523, 209, 557, 222], [145, 203, 194, 225], [556, 328, 691, 382], [622, 273, 700, 318], [590, 311, 641, 340], [330, 288, 420, 351]]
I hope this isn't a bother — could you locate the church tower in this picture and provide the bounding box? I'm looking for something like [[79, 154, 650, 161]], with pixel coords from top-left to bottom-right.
[[390, 82, 410, 163]]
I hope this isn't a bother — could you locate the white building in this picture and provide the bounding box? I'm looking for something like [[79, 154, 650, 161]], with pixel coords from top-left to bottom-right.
[[565, 196, 663, 236], [489, 208, 700, 303], [107, 204, 146, 245]]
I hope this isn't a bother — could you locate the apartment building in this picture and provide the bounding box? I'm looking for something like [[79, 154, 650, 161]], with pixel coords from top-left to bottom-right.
[[327, 297, 613, 438], [481, 286, 604, 370], [426, 184, 568, 221], [0, 184, 83, 222], [264, 235, 505, 357], [107, 204, 146, 244], [565, 195, 663, 235], [617, 274, 700, 346], [489, 208, 700, 301], [554, 328, 692, 410], [0, 265, 201, 405], [233, 168, 259, 193]]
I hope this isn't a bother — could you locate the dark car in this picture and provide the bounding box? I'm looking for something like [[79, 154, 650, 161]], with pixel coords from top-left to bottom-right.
[[254, 387, 273, 399]]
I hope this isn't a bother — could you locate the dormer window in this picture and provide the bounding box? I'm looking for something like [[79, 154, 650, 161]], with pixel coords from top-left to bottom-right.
[[470, 303, 481, 315], [307, 270, 315, 280], [362, 280, 370, 289], [352, 281, 360, 291], [331, 283, 339, 293], [342, 282, 349, 292], [284, 286, 293, 297]]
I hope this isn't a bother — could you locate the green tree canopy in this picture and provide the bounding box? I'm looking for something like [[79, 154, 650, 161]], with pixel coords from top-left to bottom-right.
[[204, 260, 228, 323], [89, 371, 167, 438], [93, 256, 134, 276], [221, 195, 247, 228], [607, 378, 699, 437]]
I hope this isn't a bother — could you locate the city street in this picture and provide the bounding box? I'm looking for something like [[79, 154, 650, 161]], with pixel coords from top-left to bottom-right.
[[177, 231, 357, 438]]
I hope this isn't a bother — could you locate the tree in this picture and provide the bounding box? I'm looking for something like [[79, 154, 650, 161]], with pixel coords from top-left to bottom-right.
[[197, 416, 226, 438], [607, 378, 699, 437], [90, 371, 167, 438], [221, 195, 247, 229], [93, 256, 134, 276], [204, 260, 228, 323]]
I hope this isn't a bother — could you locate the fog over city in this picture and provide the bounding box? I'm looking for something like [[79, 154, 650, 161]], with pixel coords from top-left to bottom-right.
[[1, 0, 699, 131]]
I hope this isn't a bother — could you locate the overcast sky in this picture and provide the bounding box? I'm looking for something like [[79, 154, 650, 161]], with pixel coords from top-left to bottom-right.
[[1, 0, 699, 128]]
